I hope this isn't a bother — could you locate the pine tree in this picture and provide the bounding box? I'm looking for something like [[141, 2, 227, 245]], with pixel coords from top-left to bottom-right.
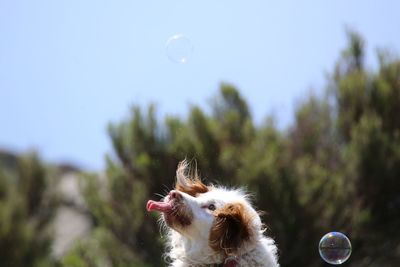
[[0, 152, 57, 267]]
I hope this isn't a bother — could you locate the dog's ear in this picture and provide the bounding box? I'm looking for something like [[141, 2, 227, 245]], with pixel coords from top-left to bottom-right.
[[209, 202, 252, 255], [175, 160, 208, 196]]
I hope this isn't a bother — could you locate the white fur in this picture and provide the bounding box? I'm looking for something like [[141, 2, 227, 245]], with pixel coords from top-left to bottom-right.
[[161, 186, 280, 267]]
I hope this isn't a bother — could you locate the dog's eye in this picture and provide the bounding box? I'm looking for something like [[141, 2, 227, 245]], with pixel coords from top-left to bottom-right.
[[207, 204, 216, 211]]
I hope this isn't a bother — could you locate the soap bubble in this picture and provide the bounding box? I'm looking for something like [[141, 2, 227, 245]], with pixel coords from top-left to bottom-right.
[[319, 232, 352, 265], [166, 34, 193, 63]]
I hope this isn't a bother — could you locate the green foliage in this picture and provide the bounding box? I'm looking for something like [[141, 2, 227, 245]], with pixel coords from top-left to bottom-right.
[[0, 152, 57, 267], [62, 228, 151, 267]]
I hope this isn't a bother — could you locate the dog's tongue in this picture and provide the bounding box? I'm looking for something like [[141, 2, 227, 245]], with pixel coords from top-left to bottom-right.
[[146, 200, 173, 213]]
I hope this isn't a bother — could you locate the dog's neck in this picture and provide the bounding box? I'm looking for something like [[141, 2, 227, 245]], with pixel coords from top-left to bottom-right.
[[194, 256, 238, 267], [168, 230, 248, 267]]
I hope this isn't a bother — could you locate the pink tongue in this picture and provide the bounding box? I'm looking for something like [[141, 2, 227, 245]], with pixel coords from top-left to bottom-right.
[[146, 200, 173, 213]]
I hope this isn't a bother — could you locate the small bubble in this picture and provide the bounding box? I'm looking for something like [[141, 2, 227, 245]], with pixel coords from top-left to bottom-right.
[[319, 232, 352, 265], [166, 34, 193, 63]]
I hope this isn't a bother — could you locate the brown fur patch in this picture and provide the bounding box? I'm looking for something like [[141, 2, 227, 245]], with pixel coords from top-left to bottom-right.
[[175, 160, 209, 196], [209, 202, 252, 255], [164, 203, 193, 228], [175, 181, 208, 197]]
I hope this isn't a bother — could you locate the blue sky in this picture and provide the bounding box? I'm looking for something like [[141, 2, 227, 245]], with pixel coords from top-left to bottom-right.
[[1, 0, 399, 170]]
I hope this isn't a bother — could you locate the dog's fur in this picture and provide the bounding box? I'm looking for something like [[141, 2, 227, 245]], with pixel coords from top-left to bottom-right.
[[147, 160, 279, 267]]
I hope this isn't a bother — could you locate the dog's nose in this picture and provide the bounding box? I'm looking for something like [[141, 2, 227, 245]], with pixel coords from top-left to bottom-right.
[[169, 190, 182, 201]]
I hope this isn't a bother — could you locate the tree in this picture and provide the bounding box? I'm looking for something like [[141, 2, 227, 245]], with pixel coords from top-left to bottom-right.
[[0, 152, 57, 267]]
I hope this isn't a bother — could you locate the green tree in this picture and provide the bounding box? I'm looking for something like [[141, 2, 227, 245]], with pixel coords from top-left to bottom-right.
[[0, 152, 57, 267]]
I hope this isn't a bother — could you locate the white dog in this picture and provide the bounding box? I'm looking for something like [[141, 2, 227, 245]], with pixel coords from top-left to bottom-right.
[[147, 160, 279, 267]]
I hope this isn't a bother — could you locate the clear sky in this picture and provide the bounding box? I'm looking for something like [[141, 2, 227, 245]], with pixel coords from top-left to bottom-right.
[[1, 0, 399, 170]]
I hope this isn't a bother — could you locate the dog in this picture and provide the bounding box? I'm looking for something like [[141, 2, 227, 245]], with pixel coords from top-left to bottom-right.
[[147, 160, 279, 267]]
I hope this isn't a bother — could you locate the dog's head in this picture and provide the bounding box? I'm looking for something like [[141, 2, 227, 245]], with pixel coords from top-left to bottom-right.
[[147, 160, 263, 256]]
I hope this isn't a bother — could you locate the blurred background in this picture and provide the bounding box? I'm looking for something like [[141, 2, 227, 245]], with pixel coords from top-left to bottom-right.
[[1, 1, 399, 266]]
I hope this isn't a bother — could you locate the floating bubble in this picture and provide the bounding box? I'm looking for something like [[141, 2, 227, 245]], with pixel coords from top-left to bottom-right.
[[319, 232, 352, 265], [166, 34, 193, 63]]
